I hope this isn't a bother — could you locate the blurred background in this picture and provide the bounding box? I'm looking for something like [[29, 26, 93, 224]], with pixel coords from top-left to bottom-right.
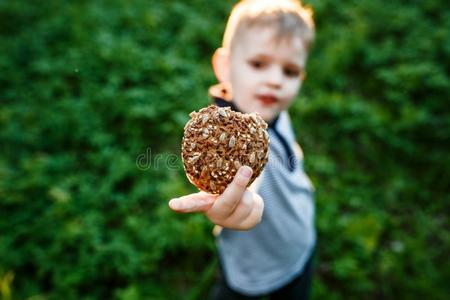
[[1, 0, 449, 299]]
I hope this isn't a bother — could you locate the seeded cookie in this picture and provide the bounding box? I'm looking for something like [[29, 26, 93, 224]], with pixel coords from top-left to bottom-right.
[[181, 105, 269, 194]]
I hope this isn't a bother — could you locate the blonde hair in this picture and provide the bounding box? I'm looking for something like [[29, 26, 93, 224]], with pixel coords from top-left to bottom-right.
[[222, 0, 315, 51]]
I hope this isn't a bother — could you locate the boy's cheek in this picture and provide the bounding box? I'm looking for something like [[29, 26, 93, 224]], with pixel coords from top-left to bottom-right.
[[279, 93, 299, 111], [284, 85, 302, 104]]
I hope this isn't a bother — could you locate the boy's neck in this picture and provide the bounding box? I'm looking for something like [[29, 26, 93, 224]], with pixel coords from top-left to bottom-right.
[[212, 93, 280, 128]]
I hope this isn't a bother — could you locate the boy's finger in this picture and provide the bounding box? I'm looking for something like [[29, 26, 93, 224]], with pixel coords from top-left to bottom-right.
[[169, 192, 216, 213], [220, 190, 254, 225], [210, 166, 253, 217], [236, 193, 264, 230]]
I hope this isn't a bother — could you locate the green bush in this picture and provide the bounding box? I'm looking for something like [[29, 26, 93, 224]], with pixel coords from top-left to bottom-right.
[[1, 0, 448, 299]]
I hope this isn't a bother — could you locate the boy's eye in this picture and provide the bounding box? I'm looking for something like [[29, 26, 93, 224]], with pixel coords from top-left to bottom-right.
[[248, 60, 265, 69], [283, 67, 301, 78]]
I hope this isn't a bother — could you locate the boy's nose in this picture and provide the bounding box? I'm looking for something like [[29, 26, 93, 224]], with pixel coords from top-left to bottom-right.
[[265, 66, 283, 89]]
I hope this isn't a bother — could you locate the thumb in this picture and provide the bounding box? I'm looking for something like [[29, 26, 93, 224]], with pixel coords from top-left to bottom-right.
[[210, 166, 253, 214]]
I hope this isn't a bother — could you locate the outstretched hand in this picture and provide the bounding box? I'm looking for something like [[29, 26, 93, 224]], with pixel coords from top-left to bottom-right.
[[168, 166, 264, 230]]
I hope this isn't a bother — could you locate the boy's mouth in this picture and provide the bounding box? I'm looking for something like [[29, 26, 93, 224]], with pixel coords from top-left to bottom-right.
[[256, 95, 277, 106]]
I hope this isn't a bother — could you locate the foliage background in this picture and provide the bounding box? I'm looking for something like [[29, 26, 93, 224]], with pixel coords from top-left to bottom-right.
[[1, 0, 449, 299]]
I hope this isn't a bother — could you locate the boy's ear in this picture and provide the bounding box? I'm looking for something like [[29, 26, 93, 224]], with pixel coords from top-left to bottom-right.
[[212, 48, 231, 83]]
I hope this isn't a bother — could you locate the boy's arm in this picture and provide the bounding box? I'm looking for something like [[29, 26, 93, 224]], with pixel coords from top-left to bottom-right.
[[169, 166, 264, 231]]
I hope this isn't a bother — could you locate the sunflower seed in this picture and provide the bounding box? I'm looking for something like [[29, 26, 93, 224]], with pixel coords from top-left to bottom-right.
[[218, 108, 228, 117], [234, 160, 241, 169], [210, 181, 216, 191], [216, 158, 223, 168], [202, 114, 209, 124], [229, 136, 236, 148], [250, 152, 256, 164], [258, 151, 265, 160], [190, 154, 201, 163], [219, 132, 226, 142]]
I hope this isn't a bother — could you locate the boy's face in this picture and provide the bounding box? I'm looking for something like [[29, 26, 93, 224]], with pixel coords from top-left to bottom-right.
[[229, 26, 307, 122]]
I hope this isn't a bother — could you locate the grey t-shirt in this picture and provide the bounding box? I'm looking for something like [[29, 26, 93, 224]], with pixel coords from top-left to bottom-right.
[[217, 111, 316, 296]]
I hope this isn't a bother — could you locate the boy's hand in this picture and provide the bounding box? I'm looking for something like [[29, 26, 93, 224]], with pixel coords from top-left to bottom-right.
[[168, 166, 264, 231]]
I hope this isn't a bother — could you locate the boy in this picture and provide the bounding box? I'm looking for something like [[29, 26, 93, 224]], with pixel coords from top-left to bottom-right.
[[169, 0, 315, 298]]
